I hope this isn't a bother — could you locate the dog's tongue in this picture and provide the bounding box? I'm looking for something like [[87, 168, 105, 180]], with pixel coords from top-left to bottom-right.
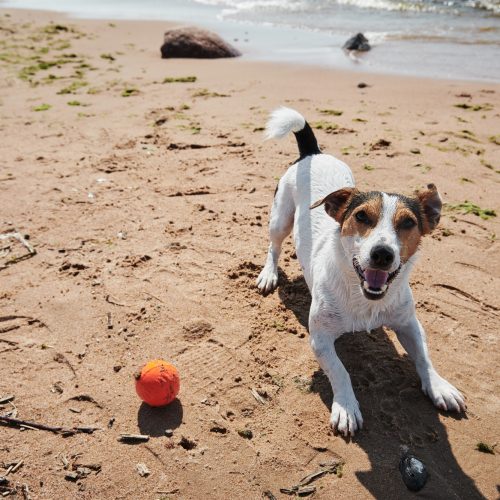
[[363, 269, 389, 289]]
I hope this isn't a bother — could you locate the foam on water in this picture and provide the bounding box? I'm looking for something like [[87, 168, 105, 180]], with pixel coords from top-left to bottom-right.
[[193, 0, 500, 14]]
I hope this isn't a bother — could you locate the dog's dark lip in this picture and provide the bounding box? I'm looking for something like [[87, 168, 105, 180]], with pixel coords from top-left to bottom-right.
[[353, 258, 401, 300], [353, 258, 365, 281]]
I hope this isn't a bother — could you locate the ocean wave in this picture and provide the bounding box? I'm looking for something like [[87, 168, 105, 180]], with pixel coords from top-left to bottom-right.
[[386, 32, 500, 44], [334, 0, 500, 14], [334, 0, 425, 12], [193, 0, 304, 10], [191, 0, 500, 14], [469, 0, 500, 13]]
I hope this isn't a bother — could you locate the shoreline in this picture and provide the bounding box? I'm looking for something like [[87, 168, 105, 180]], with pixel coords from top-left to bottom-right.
[[0, 7, 498, 105], [1, 1, 500, 83]]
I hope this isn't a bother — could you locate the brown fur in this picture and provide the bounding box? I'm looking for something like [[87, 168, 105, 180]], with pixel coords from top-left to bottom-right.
[[394, 204, 422, 262], [416, 183, 442, 234], [341, 197, 383, 237], [310, 187, 357, 222], [312, 186, 441, 257]]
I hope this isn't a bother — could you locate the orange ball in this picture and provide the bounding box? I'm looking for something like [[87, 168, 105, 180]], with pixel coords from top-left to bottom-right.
[[135, 359, 180, 407]]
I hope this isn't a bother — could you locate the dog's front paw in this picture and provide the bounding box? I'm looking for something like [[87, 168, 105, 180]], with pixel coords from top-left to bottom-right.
[[330, 395, 363, 436], [256, 266, 278, 295], [422, 372, 466, 412]]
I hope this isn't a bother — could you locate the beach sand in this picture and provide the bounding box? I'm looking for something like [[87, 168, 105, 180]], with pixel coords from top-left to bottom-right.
[[0, 8, 499, 499]]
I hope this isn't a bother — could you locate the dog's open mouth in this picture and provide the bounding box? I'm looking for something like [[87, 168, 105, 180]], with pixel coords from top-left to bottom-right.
[[353, 258, 401, 300]]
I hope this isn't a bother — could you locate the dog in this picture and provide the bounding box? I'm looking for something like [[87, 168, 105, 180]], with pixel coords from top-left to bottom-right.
[[257, 107, 465, 436]]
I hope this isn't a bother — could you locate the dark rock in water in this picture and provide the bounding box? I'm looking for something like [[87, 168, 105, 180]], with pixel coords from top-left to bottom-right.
[[399, 452, 429, 492], [343, 33, 371, 52], [161, 26, 241, 59]]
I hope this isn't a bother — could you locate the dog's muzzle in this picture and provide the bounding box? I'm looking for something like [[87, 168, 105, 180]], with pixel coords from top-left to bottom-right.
[[353, 258, 401, 300]]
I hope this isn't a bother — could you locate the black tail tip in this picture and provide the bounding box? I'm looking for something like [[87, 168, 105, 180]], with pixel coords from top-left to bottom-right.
[[294, 121, 321, 159]]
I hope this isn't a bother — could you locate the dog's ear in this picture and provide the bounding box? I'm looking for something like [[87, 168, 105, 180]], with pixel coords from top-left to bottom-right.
[[415, 183, 442, 234], [310, 187, 357, 223]]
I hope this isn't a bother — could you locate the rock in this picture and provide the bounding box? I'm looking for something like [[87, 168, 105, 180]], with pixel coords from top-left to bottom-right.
[[179, 436, 197, 450], [64, 472, 79, 482], [165, 428, 174, 437], [136, 463, 150, 477], [161, 27, 241, 59], [399, 451, 428, 492], [370, 139, 391, 150], [343, 33, 370, 51], [76, 467, 92, 478], [210, 421, 228, 434], [237, 429, 253, 440], [64, 468, 92, 482]]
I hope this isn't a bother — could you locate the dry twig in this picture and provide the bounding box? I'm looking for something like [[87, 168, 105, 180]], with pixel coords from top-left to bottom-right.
[[0, 415, 100, 436], [0, 315, 51, 332], [105, 294, 127, 307], [118, 433, 150, 443], [0, 395, 15, 405], [0, 232, 36, 270], [251, 388, 267, 405], [53, 352, 77, 378]]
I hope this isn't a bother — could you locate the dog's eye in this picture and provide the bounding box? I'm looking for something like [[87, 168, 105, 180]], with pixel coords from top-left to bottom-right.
[[355, 210, 370, 224], [400, 217, 416, 230]]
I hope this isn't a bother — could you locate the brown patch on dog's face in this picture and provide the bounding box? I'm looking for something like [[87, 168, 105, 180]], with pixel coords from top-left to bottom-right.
[[394, 203, 422, 262], [341, 193, 383, 237]]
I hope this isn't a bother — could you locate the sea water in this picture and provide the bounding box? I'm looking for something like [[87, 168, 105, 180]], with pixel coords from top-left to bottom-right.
[[1, 0, 499, 81]]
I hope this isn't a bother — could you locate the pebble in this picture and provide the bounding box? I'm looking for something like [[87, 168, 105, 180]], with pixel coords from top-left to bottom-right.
[[136, 463, 150, 477], [238, 429, 253, 440], [399, 452, 428, 492], [165, 429, 174, 437]]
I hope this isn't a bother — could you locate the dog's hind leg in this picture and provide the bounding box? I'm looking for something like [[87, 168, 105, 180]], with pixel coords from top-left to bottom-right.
[[256, 178, 295, 295]]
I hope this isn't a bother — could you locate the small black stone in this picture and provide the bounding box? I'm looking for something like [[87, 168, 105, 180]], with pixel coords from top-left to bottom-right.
[[399, 453, 429, 492], [238, 429, 253, 440], [165, 429, 174, 437], [343, 33, 371, 51], [179, 436, 196, 449]]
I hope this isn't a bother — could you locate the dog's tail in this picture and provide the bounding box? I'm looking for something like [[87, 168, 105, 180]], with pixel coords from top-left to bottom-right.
[[264, 107, 321, 158]]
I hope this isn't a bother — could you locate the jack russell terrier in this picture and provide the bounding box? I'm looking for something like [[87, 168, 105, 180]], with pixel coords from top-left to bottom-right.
[[257, 107, 465, 436]]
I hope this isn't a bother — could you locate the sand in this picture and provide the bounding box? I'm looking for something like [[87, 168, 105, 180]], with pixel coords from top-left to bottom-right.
[[0, 8, 499, 500]]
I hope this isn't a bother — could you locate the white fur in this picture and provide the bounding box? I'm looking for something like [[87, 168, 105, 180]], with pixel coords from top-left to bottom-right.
[[264, 106, 306, 140], [257, 108, 465, 436]]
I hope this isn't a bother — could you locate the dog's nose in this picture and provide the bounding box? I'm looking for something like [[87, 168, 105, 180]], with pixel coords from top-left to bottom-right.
[[370, 245, 395, 269]]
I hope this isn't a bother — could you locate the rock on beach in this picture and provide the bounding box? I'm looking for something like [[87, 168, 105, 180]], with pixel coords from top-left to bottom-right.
[[161, 26, 241, 59], [343, 33, 371, 51]]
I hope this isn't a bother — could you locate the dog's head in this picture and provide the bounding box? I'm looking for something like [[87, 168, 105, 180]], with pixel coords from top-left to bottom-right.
[[311, 184, 441, 300]]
